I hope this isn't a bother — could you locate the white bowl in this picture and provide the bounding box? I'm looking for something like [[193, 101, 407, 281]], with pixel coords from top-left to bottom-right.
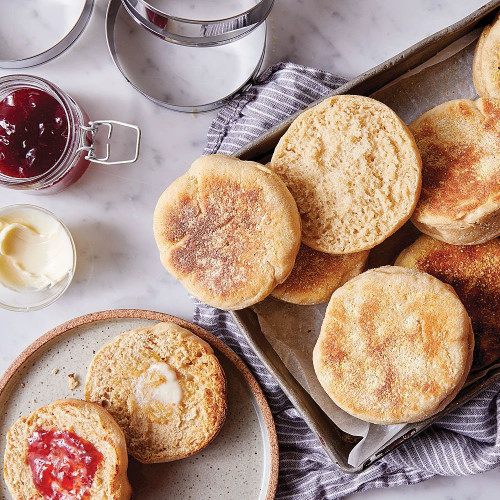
[[0, 205, 76, 312]]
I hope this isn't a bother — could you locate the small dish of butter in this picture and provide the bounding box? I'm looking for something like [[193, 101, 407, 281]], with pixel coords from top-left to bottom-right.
[[0, 205, 76, 311]]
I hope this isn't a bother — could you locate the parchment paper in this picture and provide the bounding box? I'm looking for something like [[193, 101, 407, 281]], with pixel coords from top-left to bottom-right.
[[253, 28, 483, 467]]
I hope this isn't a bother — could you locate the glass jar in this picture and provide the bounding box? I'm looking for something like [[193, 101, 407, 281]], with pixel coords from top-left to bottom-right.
[[0, 75, 140, 194]]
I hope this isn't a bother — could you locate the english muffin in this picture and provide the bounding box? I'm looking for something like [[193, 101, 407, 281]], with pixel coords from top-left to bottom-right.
[[153, 154, 301, 310], [271, 243, 369, 305], [4, 399, 131, 500], [409, 98, 500, 245], [313, 266, 474, 424], [473, 14, 500, 98], [85, 322, 227, 464], [270, 95, 422, 254], [396, 235, 500, 369]]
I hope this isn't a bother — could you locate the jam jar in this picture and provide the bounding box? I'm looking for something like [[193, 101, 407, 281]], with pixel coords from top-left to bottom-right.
[[0, 75, 140, 194]]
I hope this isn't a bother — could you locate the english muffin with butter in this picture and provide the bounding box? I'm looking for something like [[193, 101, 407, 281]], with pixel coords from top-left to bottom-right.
[[396, 235, 500, 369], [271, 95, 422, 254], [410, 98, 500, 245], [271, 243, 369, 305], [313, 266, 474, 424], [473, 14, 500, 98], [153, 154, 301, 310], [85, 322, 227, 463]]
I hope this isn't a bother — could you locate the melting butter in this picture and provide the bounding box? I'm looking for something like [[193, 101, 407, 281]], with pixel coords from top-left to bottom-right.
[[135, 362, 182, 406], [0, 207, 73, 292]]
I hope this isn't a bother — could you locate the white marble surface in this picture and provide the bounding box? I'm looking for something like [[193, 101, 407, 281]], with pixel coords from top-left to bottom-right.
[[1, 0, 499, 498]]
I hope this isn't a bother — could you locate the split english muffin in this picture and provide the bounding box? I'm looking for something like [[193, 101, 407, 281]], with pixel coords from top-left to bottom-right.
[[473, 13, 500, 98], [271, 243, 369, 305], [270, 95, 422, 254], [396, 235, 500, 369], [153, 154, 301, 310], [313, 266, 474, 424], [409, 97, 500, 245], [4, 399, 131, 500], [85, 322, 227, 464]]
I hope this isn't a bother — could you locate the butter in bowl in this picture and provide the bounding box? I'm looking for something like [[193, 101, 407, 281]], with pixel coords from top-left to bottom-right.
[[0, 205, 76, 311]]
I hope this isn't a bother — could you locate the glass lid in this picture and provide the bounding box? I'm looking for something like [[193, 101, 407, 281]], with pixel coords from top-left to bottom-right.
[[0, 0, 94, 69]]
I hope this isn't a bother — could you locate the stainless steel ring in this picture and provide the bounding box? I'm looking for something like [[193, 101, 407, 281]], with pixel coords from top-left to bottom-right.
[[0, 0, 95, 69], [106, 0, 267, 112], [121, 0, 274, 47]]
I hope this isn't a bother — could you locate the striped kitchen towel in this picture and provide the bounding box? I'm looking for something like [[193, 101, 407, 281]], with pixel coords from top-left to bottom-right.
[[194, 62, 500, 499]]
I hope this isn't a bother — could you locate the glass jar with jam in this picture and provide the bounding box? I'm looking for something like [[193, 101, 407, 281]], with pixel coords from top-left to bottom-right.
[[0, 75, 140, 194]]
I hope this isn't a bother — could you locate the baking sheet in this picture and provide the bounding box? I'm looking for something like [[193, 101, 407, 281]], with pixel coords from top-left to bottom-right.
[[252, 27, 483, 467]]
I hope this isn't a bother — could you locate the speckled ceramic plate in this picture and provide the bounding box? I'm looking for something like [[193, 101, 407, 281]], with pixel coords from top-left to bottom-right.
[[0, 310, 278, 500]]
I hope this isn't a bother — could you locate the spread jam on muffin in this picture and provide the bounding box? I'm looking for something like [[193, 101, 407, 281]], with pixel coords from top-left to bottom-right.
[[27, 429, 103, 500], [0, 88, 68, 179]]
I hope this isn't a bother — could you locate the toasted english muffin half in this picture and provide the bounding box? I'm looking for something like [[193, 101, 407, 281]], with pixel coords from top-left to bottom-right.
[[396, 234, 500, 369], [410, 98, 500, 244], [153, 154, 301, 310], [473, 14, 500, 98], [270, 95, 422, 254], [313, 266, 474, 424], [4, 399, 131, 500], [271, 243, 369, 305], [85, 322, 227, 464]]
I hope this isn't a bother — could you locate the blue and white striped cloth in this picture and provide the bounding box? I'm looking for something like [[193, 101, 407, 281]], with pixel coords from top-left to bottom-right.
[[194, 62, 500, 499]]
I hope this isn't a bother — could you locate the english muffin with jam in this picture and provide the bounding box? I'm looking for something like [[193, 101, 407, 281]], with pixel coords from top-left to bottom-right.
[[4, 399, 131, 500], [396, 235, 500, 369], [409, 98, 500, 245], [271, 243, 369, 305], [153, 154, 301, 310], [313, 266, 474, 424], [85, 322, 227, 464]]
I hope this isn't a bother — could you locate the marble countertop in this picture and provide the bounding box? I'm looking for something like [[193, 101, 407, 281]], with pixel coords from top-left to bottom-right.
[[1, 0, 499, 498]]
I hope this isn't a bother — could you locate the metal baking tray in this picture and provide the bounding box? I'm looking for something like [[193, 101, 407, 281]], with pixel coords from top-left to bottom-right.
[[231, 0, 500, 473]]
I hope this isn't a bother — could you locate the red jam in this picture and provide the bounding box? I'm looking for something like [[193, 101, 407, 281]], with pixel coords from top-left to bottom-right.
[[0, 88, 68, 179], [27, 429, 103, 500]]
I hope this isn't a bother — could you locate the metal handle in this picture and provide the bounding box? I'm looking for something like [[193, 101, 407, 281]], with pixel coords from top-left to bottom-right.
[[77, 120, 141, 165]]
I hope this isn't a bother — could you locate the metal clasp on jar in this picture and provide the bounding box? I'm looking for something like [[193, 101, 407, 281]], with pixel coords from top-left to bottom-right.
[[77, 120, 141, 165]]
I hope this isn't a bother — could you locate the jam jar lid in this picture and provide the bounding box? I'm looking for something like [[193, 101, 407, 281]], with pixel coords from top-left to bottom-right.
[[106, 0, 268, 112], [0, 0, 94, 69]]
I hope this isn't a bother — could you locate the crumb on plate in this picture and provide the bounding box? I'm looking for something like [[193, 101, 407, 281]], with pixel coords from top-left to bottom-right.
[[67, 373, 79, 390]]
